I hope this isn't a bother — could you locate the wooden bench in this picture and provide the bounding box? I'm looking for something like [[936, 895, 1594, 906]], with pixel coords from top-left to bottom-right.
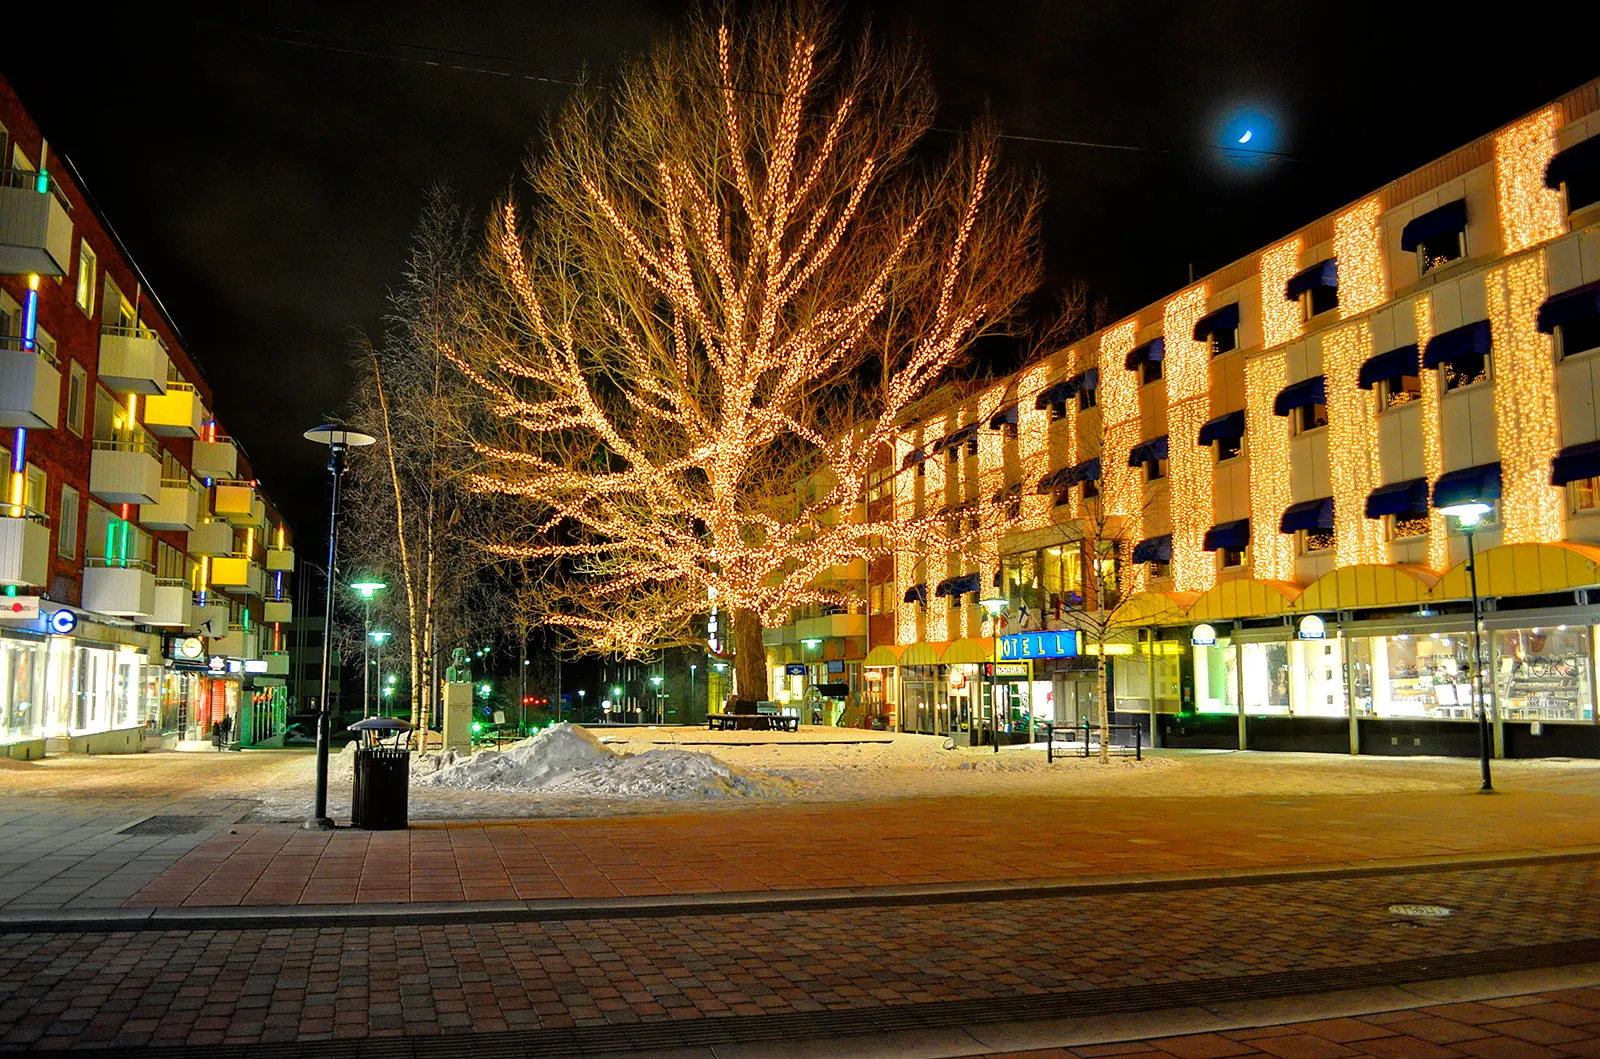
[[706, 712, 799, 732]]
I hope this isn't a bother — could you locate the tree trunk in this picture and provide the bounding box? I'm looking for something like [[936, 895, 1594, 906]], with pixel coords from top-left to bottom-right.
[[732, 608, 769, 704], [1097, 633, 1111, 764]]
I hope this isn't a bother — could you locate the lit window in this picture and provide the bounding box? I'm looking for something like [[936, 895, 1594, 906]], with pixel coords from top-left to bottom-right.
[[1048, 399, 1067, 422], [1417, 230, 1465, 276], [23, 464, 45, 514], [1558, 318, 1600, 360], [1220, 545, 1247, 569], [1207, 328, 1237, 356], [1147, 558, 1171, 579], [1300, 286, 1338, 322], [1144, 456, 1167, 481], [1215, 435, 1243, 462], [75, 242, 96, 316], [1377, 374, 1422, 408], [1292, 402, 1328, 434], [1297, 529, 1334, 555], [57, 485, 79, 560], [1441, 353, 1490, 391], [1078, 387, 1096, 411], [1386, 514, 1430, 540], [1571, 477, 1600, 513]]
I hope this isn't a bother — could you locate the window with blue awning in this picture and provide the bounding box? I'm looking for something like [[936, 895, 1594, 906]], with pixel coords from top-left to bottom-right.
[[1284, 259, 1338, 301], [1033, 381, 1072, 409], [992, 482, 1021, 503], [901, 447, 927, 468], [1552, 441, 1600, 486], [944, 423, 979, 449], [1197, 409, 1246, 446], [1035, 465, 1074, 492], [1066, 457, 1102, 484], [934, 572, 981, 598], [1066, 367, 1099, 394], [1279, 497, 1334, 534], [1202, 519, 1250, 552], [989, 404, 1018, 429], [1422, 319, 1492, 369], [1431, 462, 1502, 509], [1538, 280, 1600, 334], [1400, 200, 1468, 253], [1192, 303, 1241, 342], [1357, 345, 1420, 389], [1132, 535, 1172, 564], [1273, 376, 1326, 416], [1127, 435, 1169, 468], [1365, 478, 1430, 519], [1124, 338, 1165, 371], [902, 584, 927, 605]]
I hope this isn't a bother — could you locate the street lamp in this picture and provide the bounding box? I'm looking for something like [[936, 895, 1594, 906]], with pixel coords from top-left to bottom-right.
[[1439, 500, 1495, 792], [980, 594, 1010, 755], [349, 580, 386, 719], [369, 629, 391, 718], [302, 423, 377, 830], [689, 664, 698, 718], [650, 673, 664, 723]]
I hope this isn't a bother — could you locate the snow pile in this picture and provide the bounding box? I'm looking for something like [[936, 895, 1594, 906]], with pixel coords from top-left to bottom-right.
[[416, 723, 610, 789]]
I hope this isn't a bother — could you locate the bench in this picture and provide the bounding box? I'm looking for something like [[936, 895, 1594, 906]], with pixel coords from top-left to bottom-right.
[[706, 712, 799, 732], [1043, 720, 1143, 761]]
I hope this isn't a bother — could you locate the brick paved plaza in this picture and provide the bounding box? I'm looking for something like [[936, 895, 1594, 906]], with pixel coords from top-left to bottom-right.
[[1, 747, 1599, 1054]]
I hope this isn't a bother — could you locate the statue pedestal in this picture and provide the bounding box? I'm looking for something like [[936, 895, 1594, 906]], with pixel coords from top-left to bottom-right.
[[443, 682, 473, 752]]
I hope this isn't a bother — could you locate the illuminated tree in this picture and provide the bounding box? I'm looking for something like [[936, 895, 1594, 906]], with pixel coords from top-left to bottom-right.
[[450, 3, 1040, 700]]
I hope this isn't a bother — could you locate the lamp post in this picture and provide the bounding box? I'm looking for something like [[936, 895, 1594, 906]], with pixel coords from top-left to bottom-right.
[[350, 580, 386, 718], [689, 664, 697, 721], [650, 673, 664, 723], [1439, 501, 1494, 792], [979, 594, 1009, 754], [369, 630, 391, 717], [302, 423, 377, 831]]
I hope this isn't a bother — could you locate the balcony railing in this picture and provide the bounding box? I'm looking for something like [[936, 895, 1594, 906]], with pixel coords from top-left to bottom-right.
[[0, 338, 61, 430], [82, 559, 156, 618], [191, 436, 239, 480], [140, 478, 201, 532], [0, 168, 72, 276], [0, 506, 49, 587], [97, 326, 170, 395], [89, 438, 161, 505], [142, 381, 202, 437]]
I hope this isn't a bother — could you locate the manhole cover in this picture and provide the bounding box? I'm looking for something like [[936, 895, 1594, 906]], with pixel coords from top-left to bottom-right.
[[118, 816, 211, 836], [1388, 903, 1454, 918]]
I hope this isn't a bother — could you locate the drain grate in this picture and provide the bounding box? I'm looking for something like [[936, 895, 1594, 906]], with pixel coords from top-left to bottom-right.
[[1389, 903, 1454, 918], [117, 815, 211, 837]]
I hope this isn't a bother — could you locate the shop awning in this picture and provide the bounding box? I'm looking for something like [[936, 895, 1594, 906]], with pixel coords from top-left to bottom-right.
[[1545, 134, 1600, 190], [1192, 303, 1241, 342], [1125, 337, 1166, 371], [900, 447, 927, 469], [1552, 440, 1600, 486], [1365, 478, 1430, 518], [1279, 497, 1334, 534], [1197, 409, 1246, 446], [902, 584, 928, 604], [1400, 199, 1468, 252], [1035, 465, 1074, 492], [1127, 435, 1169, 468], [1431, 462, 1502, 509], [989, 404, 1018, 429], [1422, 319, 1491, 369], [1034, 380, 1072, 409], [1357, 344, 1420, 389], [1273, 375, 1326, 416], [1284, 258, 1337, 301], [1537, 279, 1600, 335], [1202, 519, 1250, 552], [1066, 367, 1099, 395], [944, 422, 980, 448], [1132, 535, 1172, 564], [934, 572, 981, 598], [1066, 456, 1102, 484]]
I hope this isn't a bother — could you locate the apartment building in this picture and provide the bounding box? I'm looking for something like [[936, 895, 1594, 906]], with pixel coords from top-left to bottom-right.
[[0, 77, 295, 759], [771, 77, 1600, 759]]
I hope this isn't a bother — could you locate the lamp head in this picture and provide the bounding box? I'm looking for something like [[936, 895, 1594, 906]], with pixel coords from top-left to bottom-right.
[[650, 674, 663, 687], [350, 580, 386, 600], [369, 630, 391, 645], [1440, 501, 1492, 528], [303, 423, 377, 448], [800, 637, 823, 650], [979, 594, 1009, 617]]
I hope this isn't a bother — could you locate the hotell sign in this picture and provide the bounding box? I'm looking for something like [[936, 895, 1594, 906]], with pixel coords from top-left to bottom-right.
[[998, 631, 1079, 660]]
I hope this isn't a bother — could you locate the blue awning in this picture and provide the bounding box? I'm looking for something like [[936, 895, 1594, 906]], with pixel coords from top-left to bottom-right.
[[1357, 344, 1420, 389], [934, 572, 981, 598], [1279, 497, 1334, 534], [1127, 435, 1170, 468], [1065, 367, 1099, 395], [944, 423, 980, 448], [1192, 303, 1241, 342], [1132, 535, 1172, 564], [1066, 457, 1102, 484], [902, 584, 927, 604], [1285, 259, 1337, 301], [989, 404, 1018, 429], [1125, 337, 1166, 370], [901, 447, 927, 468], [1552, 441, 1600, 486], [1202, 519, 1250, 552], [1034, 381, 1072, 409], [1545, 135, 1600, 190], [1036, 465, 1074, 492], [1431, 462, 1502, 509], [1197, 409, 1246, 446], [1538, 279, 1600, 335], [1365, 478, 1430, 519], [1273, 375, 1326, 416], [1422, 319, 1491, 369], [1400, 199, 1468, 252]]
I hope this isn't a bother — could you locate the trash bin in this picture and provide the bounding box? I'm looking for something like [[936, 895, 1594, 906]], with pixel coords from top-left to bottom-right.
[[348, 716, 415, 830]]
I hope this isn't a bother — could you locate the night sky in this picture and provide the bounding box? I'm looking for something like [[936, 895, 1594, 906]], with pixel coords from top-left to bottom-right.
[[3, 2, 1595, 537]]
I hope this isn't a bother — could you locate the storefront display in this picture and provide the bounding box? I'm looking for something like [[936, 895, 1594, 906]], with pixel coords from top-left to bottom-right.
[[1493, 626, 1594, 723]]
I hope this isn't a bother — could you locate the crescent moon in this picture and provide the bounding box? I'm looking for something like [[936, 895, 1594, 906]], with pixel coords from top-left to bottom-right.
[[1238, 129, 1254, 144]]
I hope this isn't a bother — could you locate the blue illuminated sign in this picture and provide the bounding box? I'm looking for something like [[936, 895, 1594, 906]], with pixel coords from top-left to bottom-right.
[[999, 631, 1078, 660], [48, 609, 78, 635], [784, 663, 806, 676]]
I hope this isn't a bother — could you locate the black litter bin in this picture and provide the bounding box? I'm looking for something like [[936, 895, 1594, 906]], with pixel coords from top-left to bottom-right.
[[352, 747, 410, 829]]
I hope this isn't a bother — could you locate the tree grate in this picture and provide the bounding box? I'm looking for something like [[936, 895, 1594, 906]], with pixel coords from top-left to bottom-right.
[[117, 816, 211, 836]]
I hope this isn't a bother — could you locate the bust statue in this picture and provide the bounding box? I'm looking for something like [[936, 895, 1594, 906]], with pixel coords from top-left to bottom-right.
[[445, 647, 472, 684]]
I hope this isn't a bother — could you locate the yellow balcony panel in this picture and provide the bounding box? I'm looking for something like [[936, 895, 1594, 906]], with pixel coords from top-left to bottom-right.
[[97, 327, 170, 395], [209, 556, 263, 596], [212, 482, 255, 521], [0, 347, 60, 430], [263, 599, 292, 624], [142, 383, 202, 438], [0, 176, 72, 276], [141, 481, 200, 532], [265, 546, 294, 572], [191, 438, 238, 480]]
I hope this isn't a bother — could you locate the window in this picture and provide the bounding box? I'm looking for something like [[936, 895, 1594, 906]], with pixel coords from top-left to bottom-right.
[[23, 464, 45, 515], [1147, 559, 1171, 579], [156, 540, 188, 581], [1570, 477, 1600, 513], [1377, 374, 1421, 408], [1215, 435, 1243, 462], [1140, 358, 1162, 384], [0, 292, 17, 341], [1078, 387, 1097, 411], [1292, 402, 1328, 434], [1048, 399, 1067, 422], [1143, 456, 1167, 481], [66, 363, 86, 436], [1558, 318, 1600, 360], [866, 467, 891, 503], [75, 242, 96, 316], [57, 486, 79, 560], [966, 436, 978, 457], [34, 327, 56, 366], [1207, 327, 1237, 356], [947, 444, 960, 464], [1220, 545, 1248, 569], [1050, 484, 1071, 508], [1441, 353, 1489, 391], [1417, 230, 1464, 276], [1300, 286, 1338, 321], [1386, 513, 1430, 540], [1081, 478, 1099, 501], [1297, 529, 1334, 555]]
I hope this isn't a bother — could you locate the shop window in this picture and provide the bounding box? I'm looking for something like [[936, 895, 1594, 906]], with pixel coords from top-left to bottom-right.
[[1140, 358, 1162, 385], [1292, 402, 1328, 434], [1207, 327, 1237, 356], [1571, 477, 1600, 513], [1297, 529, 1334, 555], [1215, 435, 1242, 462], [1494, 626, 1595, 722], [1441, 352, 1489, 391], [1416, 230, 1464, 276], [1558, 318, 1600, 360], [1078, 387, 1097, 411], [1377, 374, 1421, 408], [1220, 545, 1247, 569], [1300, 286, 1338, 322], [1386, 513, 1430, 540], [1143, 456, 1167, 482]]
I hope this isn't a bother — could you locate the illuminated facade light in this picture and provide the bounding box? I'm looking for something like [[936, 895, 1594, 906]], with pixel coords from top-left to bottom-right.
[[1495, 107, 1564, 254], [1260, 239, 1304, 349], [1414, 298, 1449, 572], [1245, 351, 1295, 581], [894, 434, 919, 645], [1335, 197, 1387, 319], [1487, 252, 1562, 543], [1017, 362, 1053, 530], [1322, 320, 1386, 565], [1097, 321, 1144, 594], [1161, 285, 1215, 592]]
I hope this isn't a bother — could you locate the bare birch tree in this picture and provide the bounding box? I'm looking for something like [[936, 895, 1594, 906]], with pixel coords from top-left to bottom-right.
[[448, 3, 1041, 700]]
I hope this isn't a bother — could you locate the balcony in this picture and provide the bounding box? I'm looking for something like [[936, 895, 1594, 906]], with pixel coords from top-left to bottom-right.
[[0, 342, 61, 429], [141, 382, 202, 437], [140, 479, 201, 532], [265, 546, 294, 572], [149, 580, 194, 628], [0, 511, 49, 587], [210, 554, 264, 596], [262, 651, 290, 676], [97, 327, 170, 395], [796, 613, 869, 642], [212, 481, 256, 524], [263, 597, 292, 624], [0, 170, 72, 276], [82, 560, 155, 618], [192, 599, 229, 637], [187, 518, 233, 556], [211, 625, 259, 660], [191, 437, 238, 480], [89, 440, 161, 505], [761, 625, 797, 648]]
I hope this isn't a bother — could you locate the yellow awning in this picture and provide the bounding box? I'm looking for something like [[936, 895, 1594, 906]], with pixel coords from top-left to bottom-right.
[[1115, 590, 1196, 626], [1187, 578, 1302, 622], [1431, 541, 1600, 601], [1294, 564, 1437, 612], [862, 645, 903, 666], [898, 642, 945, 665], [940, 637, 993, 664]]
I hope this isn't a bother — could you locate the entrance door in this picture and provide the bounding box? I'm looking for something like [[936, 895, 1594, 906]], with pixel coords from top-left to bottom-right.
[[1054, 674, 1099, 730]]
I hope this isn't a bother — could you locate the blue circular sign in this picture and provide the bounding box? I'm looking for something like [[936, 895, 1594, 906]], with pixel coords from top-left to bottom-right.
[[48, 609, 78, 635]]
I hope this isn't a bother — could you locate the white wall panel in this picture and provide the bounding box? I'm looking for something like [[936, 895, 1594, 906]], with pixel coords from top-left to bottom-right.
[[1558, 354, 1600, 447]]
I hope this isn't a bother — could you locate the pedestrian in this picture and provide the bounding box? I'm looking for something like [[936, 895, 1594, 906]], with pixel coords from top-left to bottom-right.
[[214, 713, 232, 750]]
